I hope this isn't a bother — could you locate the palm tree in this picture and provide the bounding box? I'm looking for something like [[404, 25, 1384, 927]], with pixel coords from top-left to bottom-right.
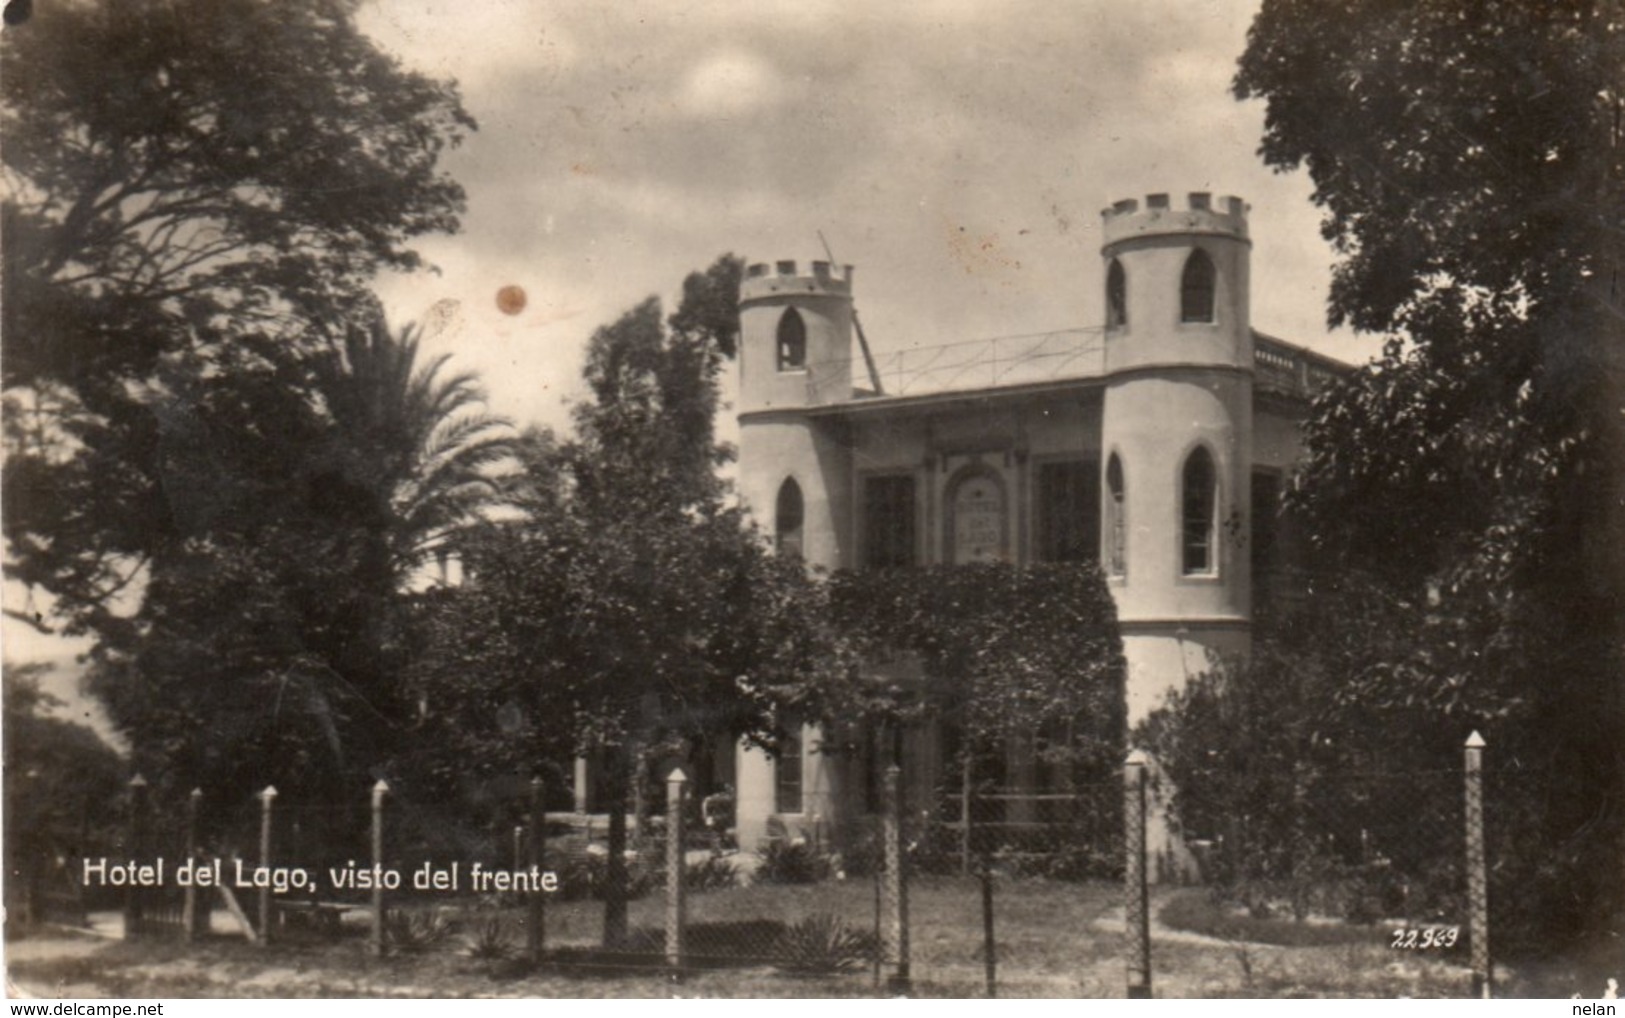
[[317, 309, 517, 590], [276, 309, 518, 759]]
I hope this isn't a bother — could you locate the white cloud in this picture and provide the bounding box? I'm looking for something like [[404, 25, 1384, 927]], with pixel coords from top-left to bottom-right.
[[678, 49, 785, 118]]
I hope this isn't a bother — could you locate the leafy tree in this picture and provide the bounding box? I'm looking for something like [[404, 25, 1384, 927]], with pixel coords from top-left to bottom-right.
[[1, 0, 475, 633], [1233, 0, 1624, 947], [81, 312, 512, 813], [407, 256, 844, 945], [1136, 592, 1467, 923], [566, 254, 743, 519], [1, 0, 485, 822], [3, 663, 126, 927]]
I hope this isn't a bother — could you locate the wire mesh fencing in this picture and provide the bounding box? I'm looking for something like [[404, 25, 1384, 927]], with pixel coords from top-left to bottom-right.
[[118, 780, 191, 939], [536, 799, 888, 983], [1188, 768, 1469, 934], [89, 736, 1532, 997], [898, 779, 1124, 996]]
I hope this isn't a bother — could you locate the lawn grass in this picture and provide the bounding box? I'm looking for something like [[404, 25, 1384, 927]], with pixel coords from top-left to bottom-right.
[[1157, 887, 1406, 949]]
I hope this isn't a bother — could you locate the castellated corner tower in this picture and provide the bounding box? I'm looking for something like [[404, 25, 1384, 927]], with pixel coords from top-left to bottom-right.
[[1099, 192, 1254, 724], [733, 260, 858, 851], [735, 259, 858, 574]]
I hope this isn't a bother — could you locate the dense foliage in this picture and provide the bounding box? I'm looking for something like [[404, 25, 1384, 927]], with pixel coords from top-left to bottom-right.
[[402, 256, 852, 946], [1136, 595, 1467, 925], [75, 313, 513, 812], [1, 0, 490, 811], [829, 562, 1126, 782], [2, 0, 476, 633], [3, 664, 126, 925], [1219, 0, 1625, 949]]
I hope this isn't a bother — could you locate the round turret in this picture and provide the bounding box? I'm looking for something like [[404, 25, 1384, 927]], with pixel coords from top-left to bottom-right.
[[738, 260, 856, 412], [1097, 191, 1254, 724], [1101, 191, 1249, 247], [1100, 192, 1251, 374]]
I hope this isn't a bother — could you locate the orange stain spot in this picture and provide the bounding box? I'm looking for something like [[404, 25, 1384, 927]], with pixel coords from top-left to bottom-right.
[[496, 285, 527, 316]]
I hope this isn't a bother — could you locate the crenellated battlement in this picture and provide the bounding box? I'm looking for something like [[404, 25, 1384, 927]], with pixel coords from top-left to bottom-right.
[[741, 259, 855, 302], [1101, 191, 1250, 248]]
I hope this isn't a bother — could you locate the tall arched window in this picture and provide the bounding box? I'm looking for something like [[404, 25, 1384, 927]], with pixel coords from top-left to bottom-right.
[[1180, 249, 1216, 323], [1182, 447, 1216, 574], [777, 307, 806, 370], [1106, 454, 1126, 577], [775, 477, 804, 558], [1106, 259, 1127, 327]]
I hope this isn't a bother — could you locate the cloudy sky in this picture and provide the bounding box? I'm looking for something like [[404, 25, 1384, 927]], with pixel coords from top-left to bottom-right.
[[357, 0, 1369, 438], [8, 0, 1375, 722]]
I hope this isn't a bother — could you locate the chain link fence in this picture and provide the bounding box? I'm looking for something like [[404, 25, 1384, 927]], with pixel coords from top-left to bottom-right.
[[536, 795, 886, 980], [1189, 768, 1468, 932], [87, 735, 1556, 997], [901, 779, 1125, 996]]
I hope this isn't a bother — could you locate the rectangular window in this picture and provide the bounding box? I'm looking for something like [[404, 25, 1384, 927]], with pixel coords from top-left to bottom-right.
[[775, 726, 803, 814], [863, 474, 916, 568], [1251, 471, 1280, 604], [859, 721, 883, 815], [1037, 460, 1099, 563], [1181, 449, 1216, 575]]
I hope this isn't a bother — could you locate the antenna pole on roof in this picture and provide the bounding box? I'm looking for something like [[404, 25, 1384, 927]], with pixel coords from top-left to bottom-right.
[[818, 230, 884, 395]]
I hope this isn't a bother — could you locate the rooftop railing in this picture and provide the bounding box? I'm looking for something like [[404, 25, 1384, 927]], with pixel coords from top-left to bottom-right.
[[1253, 334, 1345, 400], [804, 329, 1344, 405], [807, 328, 1108, 403]]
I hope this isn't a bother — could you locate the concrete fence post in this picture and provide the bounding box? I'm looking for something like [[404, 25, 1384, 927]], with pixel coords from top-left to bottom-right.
[[258, 785, 277, 947], [665, 766, 689, 973], [184, 787, 202, 941], [881, 763, 912, 992], [371, 779, 389, 957], [1465, 731, 1490, 999], [960, 755, 973, 877], [124, 774, 148, 941], [529, 775, 546, 965], [573, 757, 589, 815], [980, 860, 997, 998], [1124, 750, 1152, 998]]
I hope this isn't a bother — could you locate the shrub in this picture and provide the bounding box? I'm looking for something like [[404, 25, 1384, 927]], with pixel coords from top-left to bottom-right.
[[548, 851, 655, 902], [994, 842, 1119, 882], [684, 854, 738, 892], [385, 909, 456, 954], [757, 841, 832, 884], [904, 821, 963, 876]]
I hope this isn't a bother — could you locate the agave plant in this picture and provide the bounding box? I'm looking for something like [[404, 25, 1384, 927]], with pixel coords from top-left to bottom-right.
[[773, 913, 878, 975], [465, 916, 516, 960]]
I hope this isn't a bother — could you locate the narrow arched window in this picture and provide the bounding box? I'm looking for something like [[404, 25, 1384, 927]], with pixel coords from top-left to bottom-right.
[[777, 308, 806, 370], [1180, 249, 1216, 323], [1106, 454, 1126, 577], [775, 477, 804, 558], [1182, 447, 1216, 574], [1106, 259, 1127, 327]]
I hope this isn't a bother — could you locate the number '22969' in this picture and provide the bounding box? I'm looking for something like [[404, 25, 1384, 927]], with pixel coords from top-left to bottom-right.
[[1391, 927, 1460, 949]]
